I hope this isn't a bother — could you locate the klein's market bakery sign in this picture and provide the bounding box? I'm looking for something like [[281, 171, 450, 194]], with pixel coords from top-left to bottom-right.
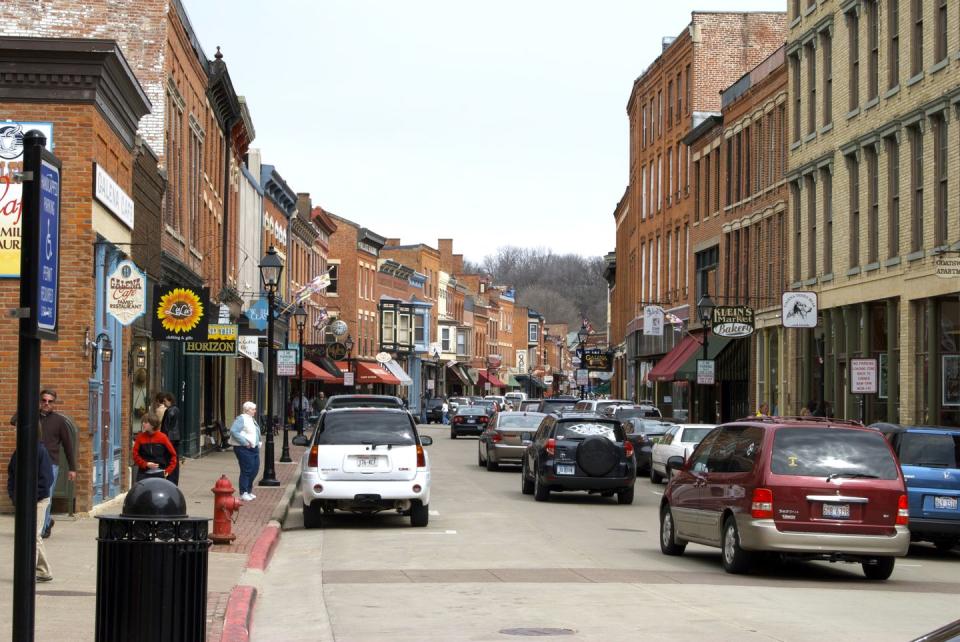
[[711, 305, 755, 338], [0, 122, 54, 277], [106, 259, 146, 326], [152, 285, 210, 342]]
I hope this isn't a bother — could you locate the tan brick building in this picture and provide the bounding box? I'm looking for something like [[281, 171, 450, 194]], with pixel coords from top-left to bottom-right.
[[786, 0, 960, 426]]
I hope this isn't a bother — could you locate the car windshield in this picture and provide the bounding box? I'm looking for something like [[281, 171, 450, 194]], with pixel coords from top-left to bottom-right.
[[680, 428, 712, 443], [542, 400, 577, 412], [771, 427, 900, 479], [596, 401, 627, 413], [456, 406, 486, 415], [898, 432, 960, 468], [615, 407, 660, 419], [625, 419, 671, 435], [556, 421, 624, 441], [328, 398, 401, 409], [496, 414, 543, 429], [316, 413, 416, 446]]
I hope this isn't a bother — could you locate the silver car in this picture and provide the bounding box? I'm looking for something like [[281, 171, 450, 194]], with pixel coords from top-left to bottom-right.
[[478, 411, 545, 470]]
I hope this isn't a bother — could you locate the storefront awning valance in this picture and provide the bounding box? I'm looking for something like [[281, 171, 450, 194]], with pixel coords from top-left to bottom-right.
[[299, 359, 337, 382], [506, 374, 520, 387], [241, 353, 264, 373], [383, 359, 413, 385], [477, 370, 506, 389], [515, 373, 546, 389], [447, 361, 475, 386], [674, 336, 733, 381], [647, 335, 702, 382], [355, 361, 401, 385]]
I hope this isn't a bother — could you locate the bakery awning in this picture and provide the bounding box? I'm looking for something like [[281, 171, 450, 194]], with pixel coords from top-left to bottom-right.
[[674, 336, 733, 381], [647, 335, 702, 382], [383, 359, 413, 385], [355, 361, 401, 385], [477, 370, 506, 389]]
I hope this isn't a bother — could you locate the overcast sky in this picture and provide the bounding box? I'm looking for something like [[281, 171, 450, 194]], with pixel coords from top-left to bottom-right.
[[184, 1, 782, 263]]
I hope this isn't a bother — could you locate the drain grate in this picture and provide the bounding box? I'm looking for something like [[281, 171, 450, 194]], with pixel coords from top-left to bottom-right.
[[500, 628, 576, 637]]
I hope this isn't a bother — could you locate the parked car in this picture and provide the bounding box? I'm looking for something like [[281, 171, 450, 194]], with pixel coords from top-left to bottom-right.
[[478, 412, 546, 470], [869, 423, 960, 552], [324, 394, 406, 411], [424, 398, 445, 423], [610, 404, 663, 420], [450, 406, 490, 438], [622, 418, 674, 475], [519, 399, 542, 412], [573, 399, 631, 415], [300, 408, 433, 528], [659, 417, 910, 579], [536, 396, 579, 415], [649, 423, 715, 483], [521, 412, 637, 504]]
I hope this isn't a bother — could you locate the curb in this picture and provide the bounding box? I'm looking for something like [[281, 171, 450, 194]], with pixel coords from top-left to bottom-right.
[[221, 585, 257, 642], [246, 522, 280, 571], [271, 475, 299, 527]]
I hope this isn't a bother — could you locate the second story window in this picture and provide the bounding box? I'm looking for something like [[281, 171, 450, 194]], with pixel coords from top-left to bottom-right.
[[327, 264, 339, 295]]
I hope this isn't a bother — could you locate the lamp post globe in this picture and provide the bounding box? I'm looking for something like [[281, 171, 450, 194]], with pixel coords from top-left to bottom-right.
[[258, 246, 284, 487]]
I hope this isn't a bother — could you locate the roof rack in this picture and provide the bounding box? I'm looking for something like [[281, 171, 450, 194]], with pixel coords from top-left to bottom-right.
[[738, 415, 864, 427]]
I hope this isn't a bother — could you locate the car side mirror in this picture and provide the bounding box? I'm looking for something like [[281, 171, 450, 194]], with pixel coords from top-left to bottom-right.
[[420, 435, 433, 446], [666, 455, 685, 472], [292, 434, 310, 447]]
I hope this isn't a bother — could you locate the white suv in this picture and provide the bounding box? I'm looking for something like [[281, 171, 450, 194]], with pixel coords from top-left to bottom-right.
[[300, 408, 433, 528]]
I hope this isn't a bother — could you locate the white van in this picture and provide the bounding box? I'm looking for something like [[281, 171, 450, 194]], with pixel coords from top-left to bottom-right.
[[504, 392, 527, 406]]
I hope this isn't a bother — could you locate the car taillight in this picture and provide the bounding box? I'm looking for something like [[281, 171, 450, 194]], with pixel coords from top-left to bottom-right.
[[896, 494, 909, 525], [624, 440, 634, 458], [479, 416, 489, 423], [454, 416, 463, 424], [416, 445, 426, 468], [308, 445, 318, 468], [545, 438, 556, 456], [751, 488, 774, 519], [491, 432, 502, 443]]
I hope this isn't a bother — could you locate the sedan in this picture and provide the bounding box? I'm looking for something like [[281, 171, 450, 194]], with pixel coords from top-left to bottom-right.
[[623, 418, 674, 475], [478, 412, 545, 470], [450, 406, 490, 438], [649, 424, 714, 483]]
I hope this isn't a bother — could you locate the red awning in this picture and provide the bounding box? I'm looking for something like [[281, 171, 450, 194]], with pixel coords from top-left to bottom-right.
[[355, 361, 401, 385], [647, 335, 703, 382], [477, 370, 506, 388], [299, 360, 342, 383]]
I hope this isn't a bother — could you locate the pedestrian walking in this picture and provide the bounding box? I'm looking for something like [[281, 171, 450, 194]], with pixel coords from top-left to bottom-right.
[[150, 392, 167, 429], [441, 399, 449, 425], [158, 392, 182, 484], [315, 392, 327, 412], [132, 414, 178, 482], [7, 443, 56, 582], [9, 388, 77, 539], [229, 401, 261, 502]]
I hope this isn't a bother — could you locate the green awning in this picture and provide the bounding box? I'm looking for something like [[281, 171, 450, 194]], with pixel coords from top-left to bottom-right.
[[673, 336, 734, 381], [507, 374, 520, 387]]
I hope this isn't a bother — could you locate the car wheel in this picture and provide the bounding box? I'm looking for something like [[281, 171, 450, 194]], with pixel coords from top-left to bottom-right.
[[617, 485, 635, 505], [649, 465, 663, 484], [410, 500, 429, 527], [533, 467, 549, 502], [934, 539, 957, 553], [450, 430, 457, 439], [521, 461, 534, 495], [486, 449, 499, 471], [478, 445, 485, 466], [659, 505, 686, 555], [303, 501, 323, 530], [721, 517, 753, 574], [862, 557, 895, 580]]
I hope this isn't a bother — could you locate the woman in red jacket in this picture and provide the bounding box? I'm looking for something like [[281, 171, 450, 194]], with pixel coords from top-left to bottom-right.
[[132, 414, 178, 483]]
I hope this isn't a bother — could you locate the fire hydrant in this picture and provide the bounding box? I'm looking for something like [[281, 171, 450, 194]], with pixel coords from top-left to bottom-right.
[[211, 474, 241, 544]]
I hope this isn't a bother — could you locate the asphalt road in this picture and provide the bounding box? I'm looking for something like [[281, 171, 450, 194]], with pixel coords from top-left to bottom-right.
[[253, 423, 960, 642]]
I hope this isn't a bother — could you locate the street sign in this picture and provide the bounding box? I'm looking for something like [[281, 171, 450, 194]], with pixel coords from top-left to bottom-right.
[[36, 158, 60, 338], [697, 360, 715, 385], [782, 291, 818, 328], [344, 371, 355, 387], [576, 369, 588, 386], [277, 349, 298, 376], [850, 358, 878, 394], [711, 306, 754, 338]]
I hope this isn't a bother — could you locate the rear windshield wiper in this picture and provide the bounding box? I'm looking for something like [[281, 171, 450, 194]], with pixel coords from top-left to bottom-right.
[[825, 472, 880, 482]]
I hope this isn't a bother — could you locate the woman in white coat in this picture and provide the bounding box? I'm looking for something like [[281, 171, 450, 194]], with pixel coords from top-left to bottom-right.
[[229, 401, 261, 501]]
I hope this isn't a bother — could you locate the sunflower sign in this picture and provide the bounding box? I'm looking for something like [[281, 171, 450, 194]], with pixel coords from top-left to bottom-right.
[[152, 285, 210, 342]]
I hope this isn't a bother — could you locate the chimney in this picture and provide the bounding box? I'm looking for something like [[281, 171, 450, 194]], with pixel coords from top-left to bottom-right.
[[438, 238, 454, 272], [453, 254, 464, 274], [385, 238, 401, 247], [296, 192, 312, 218]]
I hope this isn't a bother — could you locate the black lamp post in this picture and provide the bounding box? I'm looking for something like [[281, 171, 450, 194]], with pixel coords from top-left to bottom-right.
[[345, 334, 355, 387], [259, 245, 283, 487], [697, 289, 716, 422], [577, 322, 589, 400], [293, 303, 307, 440]]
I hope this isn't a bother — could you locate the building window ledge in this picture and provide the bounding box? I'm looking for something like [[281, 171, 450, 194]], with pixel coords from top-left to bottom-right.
[[189, 247, 203, 261], [883, 256, 901, 267], [863, 261, 880, 273], [906, 249, 925, 262], [884, 84, 900, 99], [846, 107, 860, 120], [864, 96, 880, 111], [790, 140, 803, 151], [802, 277, 818, 286], [790, 280, 804, 289], [165, 225, 185, 245], [928, 245, 950, 257], [819, 122, 834, 135], [327, 292, 340, 298], [954, 51, 960, 61], [790, 16, 802, 29], [906, 72, 924, 87], [820, 273, 834, 283], [803, 131, 817, 143], [845, 267, 861, 277], [930, 59, 950, 75]]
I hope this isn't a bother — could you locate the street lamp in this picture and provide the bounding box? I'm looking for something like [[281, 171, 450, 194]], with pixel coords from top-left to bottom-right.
[[345, 334, 355, 387], [293, 303, 307, 441], [697, 289, 716, 422], [259, 245, 283, 487], [577, 322, 589, 400]]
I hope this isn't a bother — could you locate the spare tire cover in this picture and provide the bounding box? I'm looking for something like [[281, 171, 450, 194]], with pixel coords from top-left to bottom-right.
[[577, 436, 618, 477]]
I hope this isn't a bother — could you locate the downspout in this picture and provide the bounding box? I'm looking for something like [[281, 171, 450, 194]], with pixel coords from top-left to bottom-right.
[[219, 115, 236, 431]]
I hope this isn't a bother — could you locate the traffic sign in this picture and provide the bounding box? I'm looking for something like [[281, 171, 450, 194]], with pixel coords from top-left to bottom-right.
[[850, 358, 878, 394], [276, 349, 297, 376], [35, 158, 60, 338], [697, 360, 715, 385]]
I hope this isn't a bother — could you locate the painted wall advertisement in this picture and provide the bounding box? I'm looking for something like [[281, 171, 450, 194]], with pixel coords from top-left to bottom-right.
[[106, 259, 146, 326], [152, 285, 210, 342], [0, 121, 54, 277]]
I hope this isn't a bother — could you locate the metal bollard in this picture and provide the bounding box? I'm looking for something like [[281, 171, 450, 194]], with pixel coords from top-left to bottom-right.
[[95, 478, 212, 642]]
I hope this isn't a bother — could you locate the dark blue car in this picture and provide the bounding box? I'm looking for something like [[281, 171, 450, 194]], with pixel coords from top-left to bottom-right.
[[872, 423, 960, 552]]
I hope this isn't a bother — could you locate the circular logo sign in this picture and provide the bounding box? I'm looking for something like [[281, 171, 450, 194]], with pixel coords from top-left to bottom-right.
[[329, 319, 348, 337], [157, 288, 204, 334], [375, 351, 392, 363], [327, 342, 347, 360], [0, 124, 24, 160]]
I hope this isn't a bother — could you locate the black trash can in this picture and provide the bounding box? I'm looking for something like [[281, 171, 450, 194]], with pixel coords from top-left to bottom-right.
[[95, 478, 211, 642]]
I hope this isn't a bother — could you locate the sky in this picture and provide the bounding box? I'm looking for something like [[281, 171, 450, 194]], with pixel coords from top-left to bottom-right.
[[184, 0, 783, 264]]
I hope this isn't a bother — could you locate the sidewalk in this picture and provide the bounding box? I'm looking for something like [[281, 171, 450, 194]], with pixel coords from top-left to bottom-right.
[[0, 442, 303, 642]]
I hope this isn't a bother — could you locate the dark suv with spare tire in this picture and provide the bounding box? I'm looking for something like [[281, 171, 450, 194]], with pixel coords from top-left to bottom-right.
[[521, 412, 637, 504]]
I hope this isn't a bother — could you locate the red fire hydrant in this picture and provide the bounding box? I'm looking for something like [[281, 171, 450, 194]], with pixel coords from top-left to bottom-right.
[[211, 474, 241, 544]]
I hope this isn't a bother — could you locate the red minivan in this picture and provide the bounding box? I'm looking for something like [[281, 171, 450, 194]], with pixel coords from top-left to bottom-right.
[[659, 417, 910, 579]]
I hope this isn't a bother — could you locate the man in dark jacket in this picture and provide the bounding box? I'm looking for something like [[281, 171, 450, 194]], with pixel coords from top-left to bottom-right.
[[159, 392, 182, 484], [7, 445, 55, 582]]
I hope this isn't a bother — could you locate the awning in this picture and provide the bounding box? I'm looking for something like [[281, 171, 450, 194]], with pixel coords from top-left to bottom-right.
[[383, 359, 413, 385], [647, 335, 703, 382], [355, 361, 401, 385], [506, 374, 520, 387], [674, 336, 733, 381], [241, 353, 264, 373], [447, 361, 471, 386], [477, 370, 506, 389], [317, 357, 343, 378], [298, 359, 334, 381], [515, 373, 546, 389]]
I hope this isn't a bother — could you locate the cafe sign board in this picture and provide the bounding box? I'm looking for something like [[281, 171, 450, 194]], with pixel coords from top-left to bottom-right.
[[106, 259, 146, 326], [583, 349, 613, 371], [711, 305, 754, 338], [0, 121, 53, 278]]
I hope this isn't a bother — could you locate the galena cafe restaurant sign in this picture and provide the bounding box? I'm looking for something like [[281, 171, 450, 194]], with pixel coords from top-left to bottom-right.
[[106, 260, 146, 326], [711, 305, 755, 338], [0, 121, 54, 277]]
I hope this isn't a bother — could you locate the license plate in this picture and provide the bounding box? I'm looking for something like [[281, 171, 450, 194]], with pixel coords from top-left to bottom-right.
[[935, 496, 958, 510], [822, 503, 850, 519], [355, 456, 379, 468], [466, 418, 475, 423], [556, 464, 575, 475]]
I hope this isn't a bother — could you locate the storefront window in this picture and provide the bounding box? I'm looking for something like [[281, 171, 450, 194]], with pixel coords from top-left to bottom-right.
[[769, 328, 779, 415], [871, 303, 888, 422], [756, 333, 766, 406], [915, 301, 929, 424], [671, 381, 690, 422], [940, 299, 960, 427]]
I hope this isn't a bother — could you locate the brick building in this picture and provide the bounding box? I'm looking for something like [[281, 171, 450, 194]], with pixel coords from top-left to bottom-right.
[[786, 0, 960, 426]]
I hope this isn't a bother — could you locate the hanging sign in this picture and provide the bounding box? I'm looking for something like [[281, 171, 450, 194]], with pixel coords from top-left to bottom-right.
[[152, 285, 210, 342], [375, 351, 392, 363], [782, 291, 818, 328], [327, 342, 347, 360], [583, 349, 613, 371], [850, 358, 878, 394], [516, 350, 526, 372], [106, 259, 146, 326], [277, 349, 298, 376], [184, 323, 238, 356], [711, 305, 755, 338], [245, 297, 268, 331], [0, 121, 53, 278], [237, 335, 261, 359], [643, 306, 664, 336], [697, 359, 715, 385]]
